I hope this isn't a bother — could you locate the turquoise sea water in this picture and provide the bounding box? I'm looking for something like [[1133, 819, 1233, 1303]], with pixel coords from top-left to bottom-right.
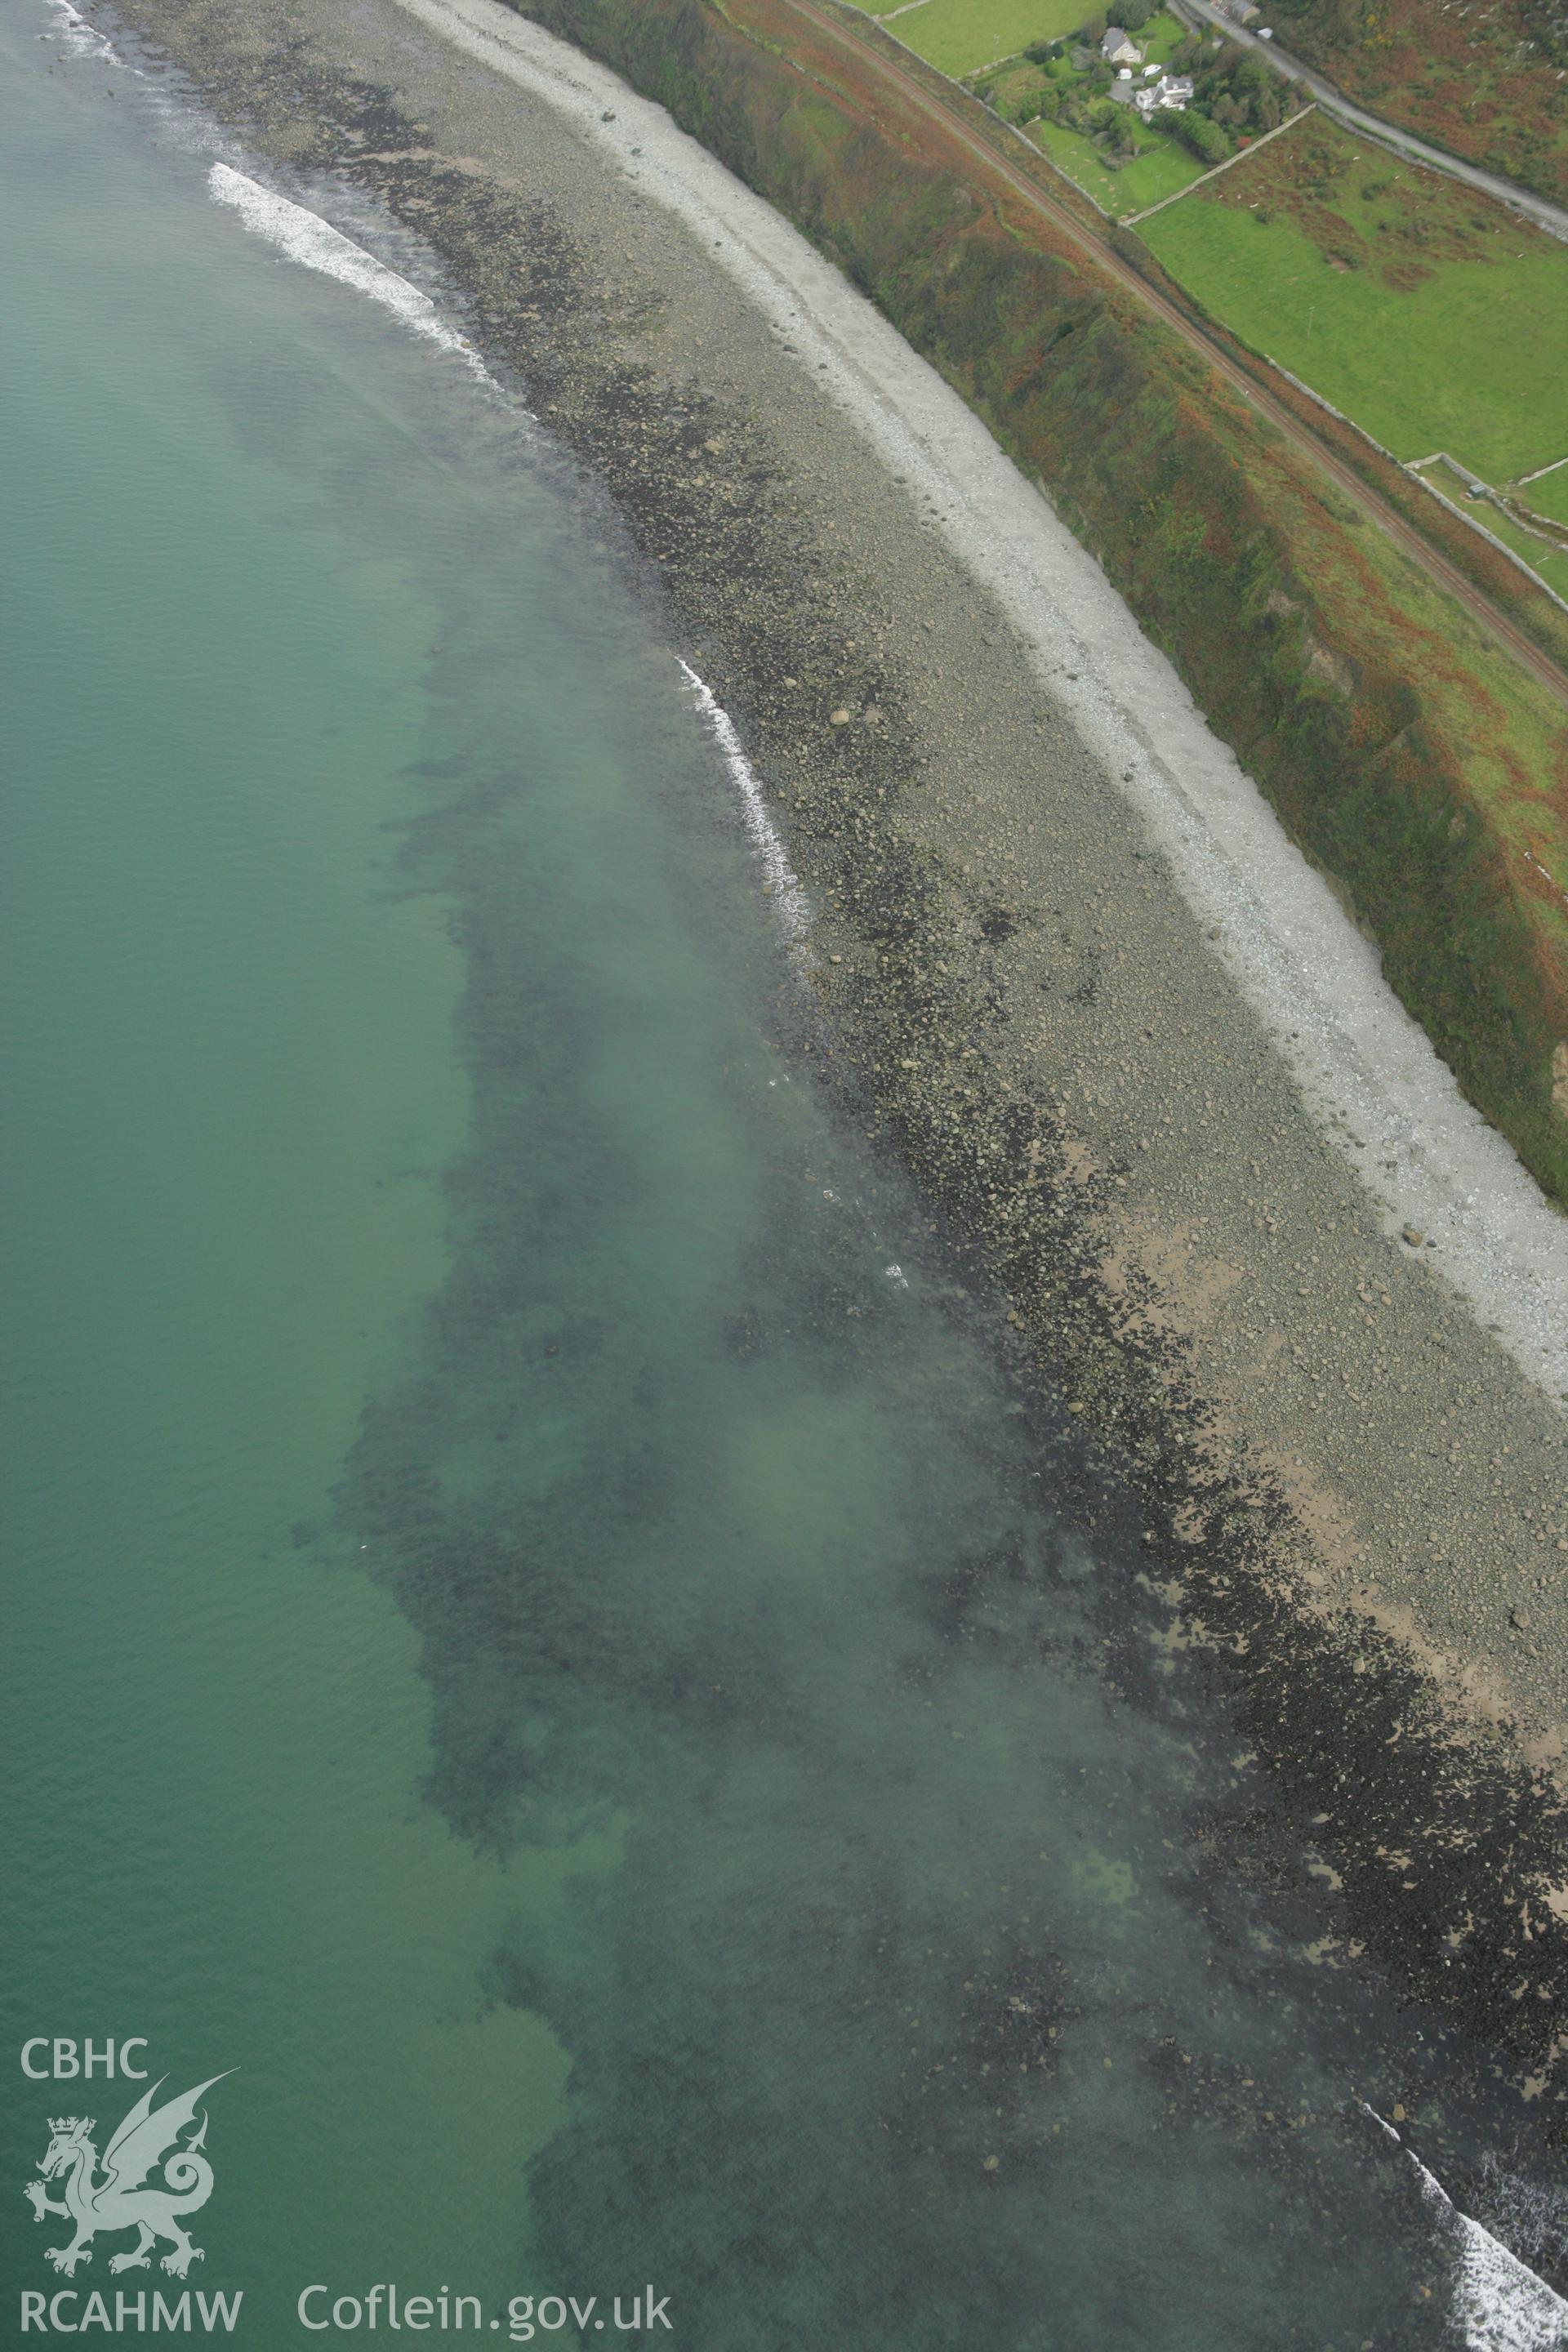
[[0, 7, 1543, 2345]]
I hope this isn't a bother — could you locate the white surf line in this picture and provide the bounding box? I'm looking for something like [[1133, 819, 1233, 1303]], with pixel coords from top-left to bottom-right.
[[386, 0, 1568, 1409], [1365, 2109, 1568, 2352], [207, 163, 496, 383], [44, 0, 237, 158], [44, 0, 123, 64], [679, 661, 813, 959]]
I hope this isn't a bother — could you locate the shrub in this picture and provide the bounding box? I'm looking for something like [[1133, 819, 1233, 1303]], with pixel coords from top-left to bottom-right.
[[988, 65, 1054, 118], [1172, 107, 1232, 162], [1188, 43, 1286, 133]]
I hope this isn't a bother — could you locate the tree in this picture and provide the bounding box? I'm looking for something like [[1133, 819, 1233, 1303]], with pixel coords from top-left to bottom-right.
[[1172, 108, 1232, 163]]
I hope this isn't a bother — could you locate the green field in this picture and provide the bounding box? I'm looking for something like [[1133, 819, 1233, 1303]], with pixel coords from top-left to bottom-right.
[[1140, 122, 1568, 483], [1479, 505, 1568, 600], [882, 0, 1089, 75], [1031, 115, 1207, 215], [1418, 461, 1568, 597], [1137, 11, 1191, 61], [1519, 465, 1568, 528]]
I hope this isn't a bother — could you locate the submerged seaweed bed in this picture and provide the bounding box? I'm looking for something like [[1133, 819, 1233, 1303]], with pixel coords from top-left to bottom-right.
[[78, 0, 1568, 2319]]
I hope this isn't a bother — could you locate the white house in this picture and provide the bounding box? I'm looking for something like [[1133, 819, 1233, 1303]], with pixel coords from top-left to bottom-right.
[[1133, 70, 1195, 113], [1100, 26, 1143, 65]]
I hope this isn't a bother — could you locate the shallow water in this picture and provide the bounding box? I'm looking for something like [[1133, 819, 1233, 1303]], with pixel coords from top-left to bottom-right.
[[0, 7, 1552, 2344]]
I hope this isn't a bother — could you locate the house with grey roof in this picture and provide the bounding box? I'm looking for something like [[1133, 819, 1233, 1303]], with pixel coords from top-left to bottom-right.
[[1133, 69, 1195, 112]]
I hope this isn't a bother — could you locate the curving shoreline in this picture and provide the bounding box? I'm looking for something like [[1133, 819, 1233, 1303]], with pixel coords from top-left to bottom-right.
[[91, 0, 1568, 2155], [382, 0, 1568, 1415]]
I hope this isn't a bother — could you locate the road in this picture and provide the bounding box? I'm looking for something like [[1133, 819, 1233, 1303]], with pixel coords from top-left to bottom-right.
[[770, 0, 1568, 712], [1172, 0, 1568, 244]]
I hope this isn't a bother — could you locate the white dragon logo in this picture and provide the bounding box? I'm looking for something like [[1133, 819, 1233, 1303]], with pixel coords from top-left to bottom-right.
[[24, 2074, 231, 2280]]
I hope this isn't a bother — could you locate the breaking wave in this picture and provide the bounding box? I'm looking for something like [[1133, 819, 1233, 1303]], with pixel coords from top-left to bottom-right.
[[678, 660, 812, 958], [1368, 2109, 1568, 2350], [207, 163, 492, 381], [44, 0, 121, 64]]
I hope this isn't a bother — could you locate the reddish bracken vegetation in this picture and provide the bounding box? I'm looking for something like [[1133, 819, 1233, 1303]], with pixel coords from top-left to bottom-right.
[[1267, 0, 1568, 205]]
